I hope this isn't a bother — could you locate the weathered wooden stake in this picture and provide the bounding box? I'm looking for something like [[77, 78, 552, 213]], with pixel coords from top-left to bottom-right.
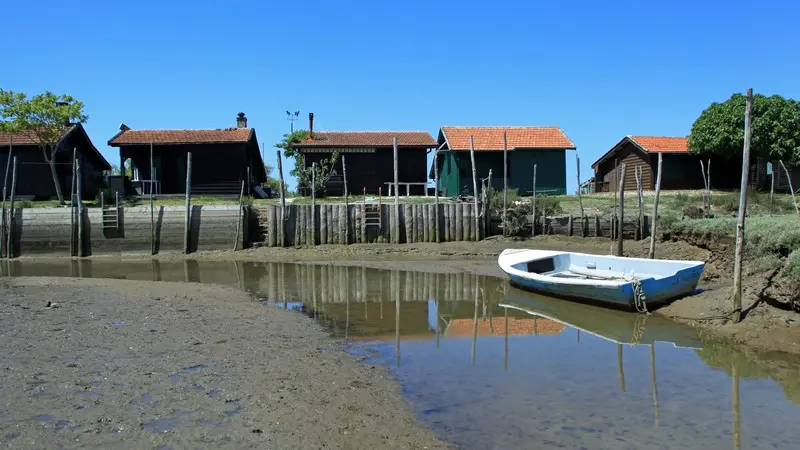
[[649, 153, 663, 259], [576, 155, 585, 236], [707, 159, 712, 214], [6, 157, 17, 259], [76, 159, 84, 258], [635, 166, 643, 240], [434, 149, 440, 242], [69, 147, 76, 256], [311, 162, 316, 245], [184, 152, 193, 254], [150, 142, 155, 255], [1, 139, 11, 259], [532, 164, 537, 237], [616, 163, 626, 256], [342, 155, 349, 244], [393, 137, 400, 244], [277, 150, 286, 247], [233, 179, 245, 251], [612, 158, 618, 240], [770, 163, 776, 210], [733, 88, 754, 323], [469, 136, 480, 241], [779, 160, 799, 215], [503, 130, 508, 236], [700, 160, 709, 214]]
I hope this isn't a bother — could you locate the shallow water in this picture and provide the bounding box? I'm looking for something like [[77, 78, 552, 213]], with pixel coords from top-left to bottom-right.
[[4, 259, 800, 449]]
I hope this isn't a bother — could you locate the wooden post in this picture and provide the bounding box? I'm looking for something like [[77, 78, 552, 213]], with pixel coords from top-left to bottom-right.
[[233, 179, 245, 251], [707, 159, 712, 214], [311, 162, 316, 245], [649, 153, 663, 259], [770, 162, 776, 211], [342, 155, 349, 244], [1, 138, 11, 259], [700, 160, 708, 215], [277, 150, 286, 247], [434, 149, 440, 243], [6, 157, 17, 259], [502, 130, 508, 236], [393, 136, 400, 244], [150, 142, 155, 255], [486, 169, 493, 237], [733, 88, 754, 323], [76, 158, 84, 258], [69, 147, 76, 257], [532, 164, 537, 237], [779, 160, 799, 215], [184, 152, 192, 254], [638, 166, 644, 239], [576, 155, 584, 236], [612, 158, 618, 240], [617, 163, 626, 256], [469, 136, 480, 241], [635, 166, 643, 240]]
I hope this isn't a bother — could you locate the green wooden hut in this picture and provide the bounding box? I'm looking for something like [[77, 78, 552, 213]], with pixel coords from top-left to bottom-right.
[[430, 126, 575, 196]]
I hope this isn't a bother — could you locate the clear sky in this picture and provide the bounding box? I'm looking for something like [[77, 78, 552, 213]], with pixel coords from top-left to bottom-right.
[[3, 0, 798, 193]]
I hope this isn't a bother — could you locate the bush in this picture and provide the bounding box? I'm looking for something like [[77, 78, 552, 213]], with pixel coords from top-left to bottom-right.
[[779, 249, 800, 289]]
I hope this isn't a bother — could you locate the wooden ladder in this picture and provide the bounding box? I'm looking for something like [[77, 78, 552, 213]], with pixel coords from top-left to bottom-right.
[[100, 191, 120, 231], [362, 187, 382, 229]]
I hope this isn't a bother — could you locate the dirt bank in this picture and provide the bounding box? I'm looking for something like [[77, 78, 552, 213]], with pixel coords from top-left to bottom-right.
[[0, 277, 448, 450]]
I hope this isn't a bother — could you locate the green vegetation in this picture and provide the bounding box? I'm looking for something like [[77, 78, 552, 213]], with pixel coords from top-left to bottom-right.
[[0, 90, 88, 205], [688, 92, 800, 161]]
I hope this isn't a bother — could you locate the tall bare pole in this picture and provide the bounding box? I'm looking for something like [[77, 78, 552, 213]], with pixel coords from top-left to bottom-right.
[[779, 160, 799, 215], [6, 157, 17, 259], [311, 162, 316, 245], [612, 158, 618, 240], [617, 163, 626, 256], [733, 88, 754, 323], [1, 138, 11, 259], [184, 152, 193, 254], [233, 179, 245, 251], [502, 130, 508, 236], [150, 142, 155, 255], [576, 155, 585, 236], [342, 156, 349, 244], [276, 150, 286, 247], [532, 164, 537, 237], [76, 158, 84, 258], [393, 137, 400, 244], [434, 149, 440, 242], [469, 136, 480, 241], [635, 166, 643, 239], [68, 147, 76, 257], [648, 153, 663, 259]]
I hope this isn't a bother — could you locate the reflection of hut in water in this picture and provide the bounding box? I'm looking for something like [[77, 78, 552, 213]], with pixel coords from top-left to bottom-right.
[[444, 318, 565, 337]]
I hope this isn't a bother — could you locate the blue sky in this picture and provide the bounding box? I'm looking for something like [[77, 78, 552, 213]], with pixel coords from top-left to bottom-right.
[[3, 0, 798, 193]]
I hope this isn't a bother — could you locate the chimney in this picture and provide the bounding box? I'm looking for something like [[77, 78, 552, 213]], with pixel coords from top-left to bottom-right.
[[55, 101, 71, 127], [308, 112, 314, 139], [236, 112, 247, 128]]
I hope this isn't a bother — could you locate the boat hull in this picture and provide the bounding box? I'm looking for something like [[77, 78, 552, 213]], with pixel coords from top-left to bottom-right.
[[499, 249, 704, 311]]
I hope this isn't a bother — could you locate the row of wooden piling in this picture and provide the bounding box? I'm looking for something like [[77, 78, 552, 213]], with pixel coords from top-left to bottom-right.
[[252, 202, 485, 246]]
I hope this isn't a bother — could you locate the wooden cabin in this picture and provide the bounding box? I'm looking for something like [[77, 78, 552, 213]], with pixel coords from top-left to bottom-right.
[[0, 124, 111, 201], [291, 113, 436, 196], [591, 136, 743, 192], [432, 126, 575, 197], [107, 113, 266, 196]]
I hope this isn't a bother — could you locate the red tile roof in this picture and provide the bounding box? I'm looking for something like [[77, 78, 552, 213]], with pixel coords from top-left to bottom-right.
[[108, 128, 253, 146], [441, 126, 575, 151], [0, 127, 73, 146], [629, 136, 688, 153], [445, 317, 565, 337], [293, 131, 437, 148]]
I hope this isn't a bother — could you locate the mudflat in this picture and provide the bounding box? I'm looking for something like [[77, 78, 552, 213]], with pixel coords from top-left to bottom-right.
[[0, 277, 448, 450]]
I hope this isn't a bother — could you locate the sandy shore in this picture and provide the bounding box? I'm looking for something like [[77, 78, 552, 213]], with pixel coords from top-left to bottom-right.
[[0, 277, 449, 450]]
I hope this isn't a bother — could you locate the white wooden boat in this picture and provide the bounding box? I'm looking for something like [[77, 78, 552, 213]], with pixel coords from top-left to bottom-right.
[[498, 249, 705, 311]]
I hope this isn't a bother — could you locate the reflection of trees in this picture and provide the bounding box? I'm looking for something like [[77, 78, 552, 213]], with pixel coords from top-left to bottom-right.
[[696, 337, 800, 405]]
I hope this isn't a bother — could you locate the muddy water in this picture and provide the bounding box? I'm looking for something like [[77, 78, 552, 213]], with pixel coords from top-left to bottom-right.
[[4, 259, 800, 449]]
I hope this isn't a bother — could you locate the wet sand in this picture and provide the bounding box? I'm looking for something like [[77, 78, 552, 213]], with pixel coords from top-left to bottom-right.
[[0, 277, 448, 450]]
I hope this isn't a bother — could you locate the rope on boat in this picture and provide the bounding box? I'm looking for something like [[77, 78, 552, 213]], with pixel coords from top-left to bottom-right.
[[627, 276, 650, 315]]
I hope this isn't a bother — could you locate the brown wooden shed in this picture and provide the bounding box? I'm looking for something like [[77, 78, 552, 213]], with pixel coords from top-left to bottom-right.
[[591, 136, 742, 192]]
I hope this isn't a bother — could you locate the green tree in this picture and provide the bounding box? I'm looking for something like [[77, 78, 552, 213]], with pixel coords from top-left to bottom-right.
[[0, 90, 88, 205], [274, 129, 340, 197], [688, 93, 800, 162]]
